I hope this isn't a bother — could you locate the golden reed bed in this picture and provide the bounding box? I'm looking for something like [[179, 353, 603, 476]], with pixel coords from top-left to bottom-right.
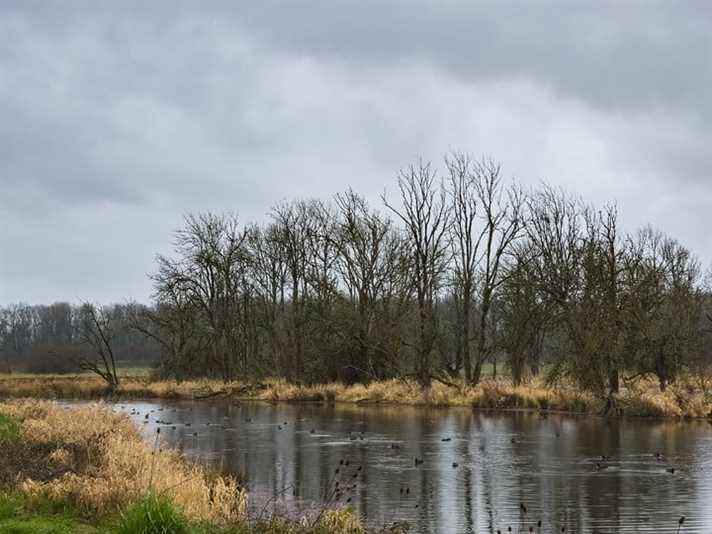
[[0, 400, 366, 533], [1, 374, 710, 418], [0, 400, 246, 524]]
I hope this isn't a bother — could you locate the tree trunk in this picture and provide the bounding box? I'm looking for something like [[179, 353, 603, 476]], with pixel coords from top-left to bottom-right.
[[656, 353, 668, 392], [472, 292, 492, 387], [472, 359, 483, 386], [417, 295, 431, 388], [608, 368, 619, 394], [463, 303, 471, 383], [512, 355, 524, 386]]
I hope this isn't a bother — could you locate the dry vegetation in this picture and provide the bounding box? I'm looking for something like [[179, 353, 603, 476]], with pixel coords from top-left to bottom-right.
[[0, 400, 245, 523], [0, 400, 367, 533], [1, 374, 711, 418]]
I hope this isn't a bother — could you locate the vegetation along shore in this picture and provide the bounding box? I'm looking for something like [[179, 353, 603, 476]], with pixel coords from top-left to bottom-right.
[[0, 400, 376, 533], [1, 374, 711, 419]]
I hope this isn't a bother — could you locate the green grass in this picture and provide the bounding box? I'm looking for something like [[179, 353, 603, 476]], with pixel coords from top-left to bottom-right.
[[115, 493, 190, 534], [0, 493, 97, 534], [0, 414, 20, 442], [0, 492, 368, 534], [0, 492, 194, 534], [0, 515, 95, 534], [0, 494, 21, 522]]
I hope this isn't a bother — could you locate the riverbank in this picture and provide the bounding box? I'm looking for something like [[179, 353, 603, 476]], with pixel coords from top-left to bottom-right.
[[0, 373, 710, 418], [0, 400, 369, 533]]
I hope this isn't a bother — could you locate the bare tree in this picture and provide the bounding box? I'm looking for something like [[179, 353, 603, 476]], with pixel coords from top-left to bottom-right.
[[153, 213, 252, 381], [0, 309, 11, 373], [270, 200, 324, 381], [470, 159, 524, 385], [623, 227, 702, 391], [495, 243, 549, 385], [446, 152, 481, 383], [527, 190, 627, 401], [76, 302, 120, 389], [248, 223, 289, 376], [383, 160, 451, 387], [333, 189, 410, 378]]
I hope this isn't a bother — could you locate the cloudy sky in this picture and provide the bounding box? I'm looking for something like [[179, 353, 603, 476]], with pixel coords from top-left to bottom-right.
[[1, 1, 711, 304]]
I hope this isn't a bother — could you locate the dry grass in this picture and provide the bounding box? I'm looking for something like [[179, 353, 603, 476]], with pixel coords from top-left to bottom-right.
[[314, 508, 366, 533], [1, 373, 711, 418], [0, 400, 375, 533], [0, 400, 246, 524], [619, 376, 712, 418]]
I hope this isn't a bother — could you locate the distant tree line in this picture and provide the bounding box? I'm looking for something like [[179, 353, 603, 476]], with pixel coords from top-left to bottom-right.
[[0, 302, 158, 381], [3, 153, 712, 398]]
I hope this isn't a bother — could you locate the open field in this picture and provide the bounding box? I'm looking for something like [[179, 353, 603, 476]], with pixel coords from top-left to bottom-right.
[[0, 362, 154, 380], [0, 400, 370, 533], [1, 373, 711, 418]]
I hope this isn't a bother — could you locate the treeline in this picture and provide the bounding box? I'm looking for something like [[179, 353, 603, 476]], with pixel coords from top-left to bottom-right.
[[0, 302, 158, 375], [3, 153, 711, 397]]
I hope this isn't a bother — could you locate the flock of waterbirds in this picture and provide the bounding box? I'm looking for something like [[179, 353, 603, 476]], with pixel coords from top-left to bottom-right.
[[116, 404, 690, 533]]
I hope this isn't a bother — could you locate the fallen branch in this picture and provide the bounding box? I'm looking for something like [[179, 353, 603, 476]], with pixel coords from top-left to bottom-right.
[[193, 389, 228, 400]]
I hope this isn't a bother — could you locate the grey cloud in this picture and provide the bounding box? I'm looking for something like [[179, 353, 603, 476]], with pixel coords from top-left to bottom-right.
[[231, 2, 712, 116], [8, 2, 712, 116], [1, 1, 711, 303]]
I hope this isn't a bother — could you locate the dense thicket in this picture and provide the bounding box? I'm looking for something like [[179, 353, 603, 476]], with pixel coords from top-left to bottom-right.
[[3, 153, 711, 397]]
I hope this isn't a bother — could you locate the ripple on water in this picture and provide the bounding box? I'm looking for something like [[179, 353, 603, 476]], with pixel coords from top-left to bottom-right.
[[108, 401, 712, 534]]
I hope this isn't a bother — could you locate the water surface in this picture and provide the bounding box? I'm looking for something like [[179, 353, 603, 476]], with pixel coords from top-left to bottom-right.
[[112, 400, 712, 533]]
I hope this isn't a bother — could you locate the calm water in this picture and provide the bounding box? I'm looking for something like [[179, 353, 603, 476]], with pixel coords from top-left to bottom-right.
[[110, 400, 712, 533]]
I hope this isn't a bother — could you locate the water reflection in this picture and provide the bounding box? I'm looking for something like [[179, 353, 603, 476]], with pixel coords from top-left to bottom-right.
[[113, 401, 712, 533]]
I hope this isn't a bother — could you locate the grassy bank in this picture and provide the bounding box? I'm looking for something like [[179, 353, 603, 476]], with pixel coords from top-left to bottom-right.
[[0, 373, 711, 418], [0, 400, 369, 533]]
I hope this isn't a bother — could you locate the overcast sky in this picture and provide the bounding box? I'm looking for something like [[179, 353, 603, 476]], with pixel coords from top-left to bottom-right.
[[1, 1, 711, 304]]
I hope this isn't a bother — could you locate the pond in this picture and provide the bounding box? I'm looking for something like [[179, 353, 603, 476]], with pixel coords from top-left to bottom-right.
[[111, 400, 712, 533]]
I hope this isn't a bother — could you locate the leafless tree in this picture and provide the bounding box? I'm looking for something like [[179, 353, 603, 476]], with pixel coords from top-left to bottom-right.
[[446, 152, 481, 383], [154, 213, 251, 381], [333, 189, 411, 378], [248, 223, 289, 375], [76, 302, 120, 389], [495, 243, 549, 385], [526, 189, 627, 400], [383, 160, 451, 387], [470, 158, 524, 384], [623, 227, 702, 391], [270, 200, 324, 381]]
